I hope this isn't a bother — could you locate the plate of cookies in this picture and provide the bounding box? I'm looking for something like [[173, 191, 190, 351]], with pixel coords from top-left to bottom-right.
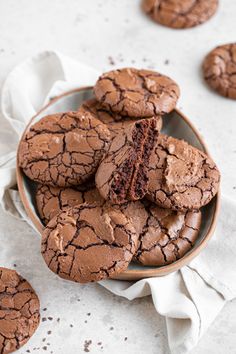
[[16, 68, 220, 282]]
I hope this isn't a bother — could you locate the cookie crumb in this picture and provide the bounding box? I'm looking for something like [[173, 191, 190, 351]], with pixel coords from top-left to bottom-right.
[[84, 340, 92, 352], [108, 56, 115, 66]]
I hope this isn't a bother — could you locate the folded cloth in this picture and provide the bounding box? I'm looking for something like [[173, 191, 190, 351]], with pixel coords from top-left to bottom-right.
[[0, 51, 235, 354]]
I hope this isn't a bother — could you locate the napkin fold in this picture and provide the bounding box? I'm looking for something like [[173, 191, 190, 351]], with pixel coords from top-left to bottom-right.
[[0, 51, 235, 354]]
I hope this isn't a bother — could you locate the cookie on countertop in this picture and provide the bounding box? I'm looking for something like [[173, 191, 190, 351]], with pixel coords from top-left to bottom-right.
[[147, 134, 220, 211], [203, 43, 236, 99], [35, 183, 104, 225], [41, 204, 138, 283], [94, 68, 180, 117], [80, 98, 163, 135], [96, 118, 159, 204], [134, 201, 202, 266], [18, 111, 111, 187], [142, 0, 219, 29], [0, 267, 40, 353]]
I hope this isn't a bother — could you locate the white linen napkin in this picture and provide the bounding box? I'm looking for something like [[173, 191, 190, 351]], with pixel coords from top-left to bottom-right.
[[0, 51, 235, 354]]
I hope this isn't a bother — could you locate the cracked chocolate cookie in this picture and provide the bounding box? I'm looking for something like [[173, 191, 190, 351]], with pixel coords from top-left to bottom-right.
[[80, 98, 163, 135], [95, 118, 159, 204], [142, 0, 219, 29], [147, 134, 220, 211], [94, 68, 180, 117], [18, 111, 111, 187], [36, 184, 104, 225], [0, 267, 40, 353], [203, 43, 236, 99], [41, 204, 138, 283], [81, 98, 163, 139], [134, 202, 201, 266]]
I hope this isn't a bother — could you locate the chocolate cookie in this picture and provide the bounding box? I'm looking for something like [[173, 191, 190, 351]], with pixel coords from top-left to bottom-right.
[[80, 98, 163, 134], [36, 184, 103, 225], [147, 134, 220, 211], [95, 118, 159, 204], [134, 202, 202, 266], [0, 267, 40, 353], [94, 68, 180, 117], [18, 111, 111, 187], [203, 43, 236, 99], [142, 0, 219, 29], [41, 204, 138, 283]]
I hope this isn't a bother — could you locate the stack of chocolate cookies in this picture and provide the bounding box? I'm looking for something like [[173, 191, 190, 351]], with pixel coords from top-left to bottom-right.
[[18, 68, 220, 284]]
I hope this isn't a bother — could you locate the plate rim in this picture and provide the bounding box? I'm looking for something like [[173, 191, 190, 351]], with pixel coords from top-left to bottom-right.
[[16, 87, 221, 280]]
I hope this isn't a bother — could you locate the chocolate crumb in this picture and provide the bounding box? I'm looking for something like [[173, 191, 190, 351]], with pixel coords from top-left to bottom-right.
[[108, 56, 115, 65], [42, 317, 47, 322], [164, 59, 170, 65], [47, 331, 52, 335], [42, 346, 47, 351], [57, 318, 60, 322], [43, 308, 47, 311], [124, 337, 128, 341], [87, 313, 91, 316], [42, 338, 46, 342], [48, 317, 53, 321], [97, 342, 102, 346], [109, 326, 114, 331], [84, 320, 88, 323], [26, 350, 31, 353], [84, 340, 92, 352], [70, 324, 73, 328], [13, 263, 17, 267]]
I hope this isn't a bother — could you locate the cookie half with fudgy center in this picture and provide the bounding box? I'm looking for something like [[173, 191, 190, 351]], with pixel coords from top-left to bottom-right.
[[94, 68, 180, 117], [0, 267, 40, 353], [147, 134, 220, 211], [203, 43, 236, 99], [41, 204, 138, 283], [95, 118, 159, 204], [142, 0, 219, 29], [133, 201, 202, 266], [18, 110, 111, 187]]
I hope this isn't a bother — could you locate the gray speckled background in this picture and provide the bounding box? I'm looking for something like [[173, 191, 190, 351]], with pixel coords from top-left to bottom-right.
[[0, 0, 236, 353]]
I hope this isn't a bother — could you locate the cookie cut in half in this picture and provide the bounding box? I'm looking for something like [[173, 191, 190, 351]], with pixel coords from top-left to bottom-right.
[[96, 118, 159, 204]]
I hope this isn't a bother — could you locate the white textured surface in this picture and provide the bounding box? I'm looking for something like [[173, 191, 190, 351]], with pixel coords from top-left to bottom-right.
[[0, 0, 236, 353]]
